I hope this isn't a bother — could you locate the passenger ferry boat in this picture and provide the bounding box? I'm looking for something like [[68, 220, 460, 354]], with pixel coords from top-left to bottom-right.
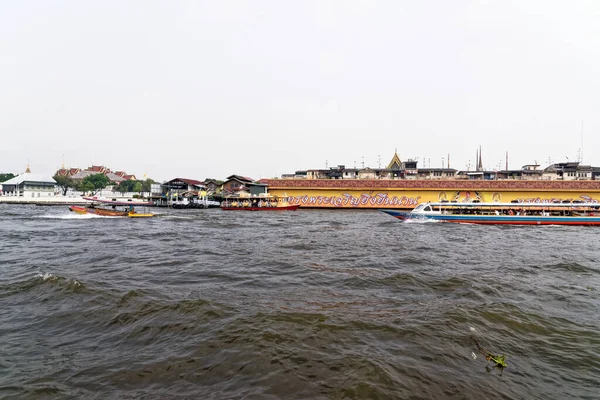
[[69, 197, 155, 218], [221, 194, 300, 211], [379, 201, 600, 226]]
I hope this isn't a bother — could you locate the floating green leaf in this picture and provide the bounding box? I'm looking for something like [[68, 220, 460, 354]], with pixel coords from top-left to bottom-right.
[[471, 334, 507, 369], [486, 353, 507, 368]]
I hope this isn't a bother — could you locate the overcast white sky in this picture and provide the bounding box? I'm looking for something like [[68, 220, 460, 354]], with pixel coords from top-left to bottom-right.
[[2, 1, 599, 181]]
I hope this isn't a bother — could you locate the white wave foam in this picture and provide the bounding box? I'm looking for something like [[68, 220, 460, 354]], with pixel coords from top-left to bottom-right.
[[38, 213, 116, 219], [403, 218, 440, 224], [38, 272, 55, 281]]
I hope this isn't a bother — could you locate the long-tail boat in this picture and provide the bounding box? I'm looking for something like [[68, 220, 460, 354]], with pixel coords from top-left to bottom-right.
[[69, 197, 155, 218]]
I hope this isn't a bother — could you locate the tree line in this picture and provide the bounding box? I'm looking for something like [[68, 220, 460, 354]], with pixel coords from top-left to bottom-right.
[[53, 173, 156, 195], [0, 173, 16, 182]]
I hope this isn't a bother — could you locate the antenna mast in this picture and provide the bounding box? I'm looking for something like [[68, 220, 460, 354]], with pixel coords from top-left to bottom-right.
[[581, 120, 584, 163]]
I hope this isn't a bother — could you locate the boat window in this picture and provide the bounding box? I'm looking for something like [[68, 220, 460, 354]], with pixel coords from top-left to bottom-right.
[[414, 204, 425, 212], [423, 205, 432, 212]]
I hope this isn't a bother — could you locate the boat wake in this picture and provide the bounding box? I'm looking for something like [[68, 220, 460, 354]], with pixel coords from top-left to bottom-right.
[[403, 218, 440, 224], [159, 215, 198, 220], [37, 213, 117, 219]]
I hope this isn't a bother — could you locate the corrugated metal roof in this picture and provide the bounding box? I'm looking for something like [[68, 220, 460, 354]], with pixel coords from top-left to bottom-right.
[[164, 178, 205, 187], [1, 172, 56, 185], [225, 175, 254, 183]]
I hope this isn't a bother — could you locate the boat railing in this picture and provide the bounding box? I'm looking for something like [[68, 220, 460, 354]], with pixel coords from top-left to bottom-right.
[[222, 197, 281, 208], [424, 201, 600, 217]]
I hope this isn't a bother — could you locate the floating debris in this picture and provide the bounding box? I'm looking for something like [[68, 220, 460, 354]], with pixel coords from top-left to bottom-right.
[[486, 353, 507, 368], [470, 334, 507, 368]]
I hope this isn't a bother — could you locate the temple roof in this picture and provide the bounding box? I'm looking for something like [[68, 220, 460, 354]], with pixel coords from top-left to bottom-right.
[[387, 151, 402, 170]]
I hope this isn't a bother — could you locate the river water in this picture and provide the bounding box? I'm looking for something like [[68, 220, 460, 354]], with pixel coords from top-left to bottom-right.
[[1, 204, 598, 399]]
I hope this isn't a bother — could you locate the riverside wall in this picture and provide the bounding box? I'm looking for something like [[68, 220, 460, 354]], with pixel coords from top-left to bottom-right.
[[0, 195, 88, 205], [261, 179, 600, 209]]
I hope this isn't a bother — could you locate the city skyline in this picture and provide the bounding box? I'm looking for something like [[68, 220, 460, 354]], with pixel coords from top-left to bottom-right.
[[1, 145, 593, 184]]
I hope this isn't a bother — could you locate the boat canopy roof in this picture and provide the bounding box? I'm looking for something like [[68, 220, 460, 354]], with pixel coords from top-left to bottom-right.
[[83, 196, 153, 206], [425, 201, 599, 208], [224, 193, 286, 199]]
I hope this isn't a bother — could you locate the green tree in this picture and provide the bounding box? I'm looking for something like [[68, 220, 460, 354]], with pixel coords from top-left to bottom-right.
[[53, 174, 76, 195], [132, 181, 143, 193], [0, 173, 16, 182], [116, 180, 136, 193], [117, 179, 154, 194], [141, 178, 156, 193], [77, 181, 95, 193], [81, 173, 110, 194]]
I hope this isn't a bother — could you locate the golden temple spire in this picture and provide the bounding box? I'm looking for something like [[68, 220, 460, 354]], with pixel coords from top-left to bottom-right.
[[25, 162, 31, 173], [387, 150, 402, 170]]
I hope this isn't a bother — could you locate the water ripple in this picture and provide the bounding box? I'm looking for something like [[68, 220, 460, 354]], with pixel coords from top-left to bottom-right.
[[0, 206, 599, 398]]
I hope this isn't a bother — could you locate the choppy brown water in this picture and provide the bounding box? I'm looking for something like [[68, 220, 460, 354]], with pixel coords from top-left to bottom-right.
[[1, 204, 599, 399]]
